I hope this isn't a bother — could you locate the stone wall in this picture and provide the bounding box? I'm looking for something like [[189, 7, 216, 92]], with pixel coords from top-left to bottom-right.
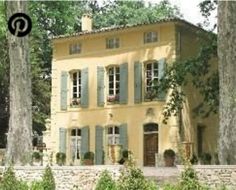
[[0, 165, 122, 190], [1, 165, 236, 189], [177, 165, 236, 189]]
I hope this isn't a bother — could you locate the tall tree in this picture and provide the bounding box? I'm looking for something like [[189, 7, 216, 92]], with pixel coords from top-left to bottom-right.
[[218, 1, 236, 164], [0, 1, 9, 148], [6, 1, 32, 165]]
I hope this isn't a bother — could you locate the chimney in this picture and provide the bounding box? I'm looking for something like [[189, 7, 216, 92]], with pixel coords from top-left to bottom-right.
[[81, 14, 92, 32]]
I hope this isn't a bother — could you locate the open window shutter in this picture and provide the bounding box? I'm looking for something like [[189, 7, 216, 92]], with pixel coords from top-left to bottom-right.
[[119, 123, 128, 151], [81, 126, 89, 159], [158, 58, 166, 100], [97, 67, 105, 107], [59, 128, 67, 154], [95, 125, 104, 165], [81, 68, 89, 108], [134, 61, 142, 103], [60, 71, 68, 110], [119, 63, 128, 104]]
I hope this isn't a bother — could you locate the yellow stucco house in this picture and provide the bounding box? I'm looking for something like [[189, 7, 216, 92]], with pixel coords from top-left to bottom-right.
[[43, 15, 218, 166]]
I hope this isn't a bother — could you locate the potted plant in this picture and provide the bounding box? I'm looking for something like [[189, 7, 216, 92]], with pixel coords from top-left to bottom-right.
[[32, 151, 42, 166], [190, 154, 198, 165], [118, 149, 129, 165], [199, 153, 212, 165], [56, 152, 66, 166], [83, 151, 94, 165], [163, 149, 176, 167]]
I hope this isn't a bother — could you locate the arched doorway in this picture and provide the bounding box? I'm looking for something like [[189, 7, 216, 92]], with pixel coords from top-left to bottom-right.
[[143, 123, 158, 166]]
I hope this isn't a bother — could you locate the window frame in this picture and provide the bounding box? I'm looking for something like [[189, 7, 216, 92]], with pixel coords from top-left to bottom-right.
[[69, 43, 81, 55], [70, 128, 81, 161], [106, 37, 120, 49], [107, 65, 120, 103], [144, 31, 158, 44], [144, 61, 159, 100], [70, 70, 81, 107], [107, 126, 120, 145]]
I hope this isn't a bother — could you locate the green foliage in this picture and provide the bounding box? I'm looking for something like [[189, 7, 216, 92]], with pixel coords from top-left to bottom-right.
[[179, 166, 209, 190], [117, 166, 159, 190], [30, 181, 44, 190], [95, 170, 117, 190], [41, 165, 55, 190], [199, 153, 212, 165], [84, 151, 94, 160], [0, 166, 56, 190], [190, 154, 198, 165], [0, 166, 29, 190], [92, 0, 182, 29], [32, 151, 42, 160], [199, 0, 217, 29], [160, 34, 218, 123], [122, 149, 129, 158], [56, 152, 66, 165], [164, 149, 176, 159], [117, 153, 158, 190]]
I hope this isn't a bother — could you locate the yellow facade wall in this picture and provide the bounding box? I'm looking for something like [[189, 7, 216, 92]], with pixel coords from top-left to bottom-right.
[[177, 24, 219, 157]]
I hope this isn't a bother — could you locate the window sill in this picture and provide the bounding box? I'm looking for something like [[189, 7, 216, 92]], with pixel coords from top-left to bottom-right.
[[144, 98, 165, 102], [107, 101, 119, 105]]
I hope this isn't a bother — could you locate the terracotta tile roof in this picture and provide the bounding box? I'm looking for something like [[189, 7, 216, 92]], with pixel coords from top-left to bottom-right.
[[52, 17, 207, 40]]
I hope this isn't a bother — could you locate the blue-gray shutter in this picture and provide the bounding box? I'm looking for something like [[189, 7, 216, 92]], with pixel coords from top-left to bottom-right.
[[95, 125, 104, 165], [60, 71, 68, 110], [81, 126, 89, 159], [119, 63, 128, 104], [158, 58, 166, 100], [59, 128, 67, 154], [134, 61, 142, 103], [119, 123, 128, 151], [81, 68, 89, 108], [97, 67, 105, 107]]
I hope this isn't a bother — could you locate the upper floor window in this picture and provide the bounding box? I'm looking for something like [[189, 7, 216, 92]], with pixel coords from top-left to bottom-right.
[[70, 71, 81, 106], [69, 43, 81, 54], [70, 128, 81, 160], [106, 38, 120, 49], [107, 126, 120, 145], [145, 62, 159, 100], [144, 32, 158, 44], [107, 66, 120, 103]]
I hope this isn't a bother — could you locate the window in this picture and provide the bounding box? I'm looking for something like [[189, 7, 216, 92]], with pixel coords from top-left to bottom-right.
[[71, 71, 81, 106], [144, 32, 158, 44], [145, 62, 159, 100], [70, 128, 81, 161], [144, 123, 159, 133], [107, 126, 120, 145], [69, 43, 81, 54], [107, 66, 120, 103], [106, 38, 120, 49]]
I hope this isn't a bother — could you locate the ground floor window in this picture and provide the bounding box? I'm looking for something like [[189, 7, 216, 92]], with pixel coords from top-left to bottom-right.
[[70, 128, 81, 161], [107, 126, 120, 145]]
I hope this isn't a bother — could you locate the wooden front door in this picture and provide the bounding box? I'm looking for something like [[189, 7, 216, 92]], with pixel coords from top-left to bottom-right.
[[144, 133, 158, 166]]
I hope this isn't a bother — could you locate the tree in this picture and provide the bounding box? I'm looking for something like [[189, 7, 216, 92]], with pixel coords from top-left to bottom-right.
[[0, 1, 9, 148], [6, 1, 32, 165], [218, 1, 236, 164], [92, 0, 182, 29]]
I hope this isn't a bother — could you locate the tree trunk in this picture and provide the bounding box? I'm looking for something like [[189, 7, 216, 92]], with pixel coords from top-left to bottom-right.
[[218, 1, 236, 164], [6, 1, 32, 165]]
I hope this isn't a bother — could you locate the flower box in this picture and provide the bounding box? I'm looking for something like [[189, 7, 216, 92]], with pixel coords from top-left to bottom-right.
[[107, 95, 119, 103]]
